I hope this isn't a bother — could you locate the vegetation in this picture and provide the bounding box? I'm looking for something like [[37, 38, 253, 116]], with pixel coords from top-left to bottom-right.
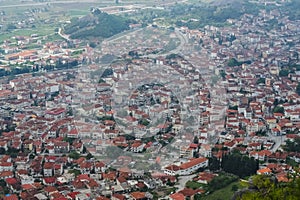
[[221, 154, 259, 178], [69, 151, 81, 159], [284, 0, 300, 20], [202, 181, 245, 200], [256, 78, 265, 85], [296, 82, 300, 96], [283, 137, 300, 152], [208, 156, 221, 172], [64, 9, 130, 39], [173, 1, 259, 29], [186, 181, 203, 190], [101, 68, 113, 78], [273, 106, 284, 114], [279, 69, 289, 77], [0, 59, 79, 78], [208, 173, 238, 192], [237, 175, 300, 200], [227, 58, 251, 67], [68, 169, 81, 177], [86, 152, 94, 160]]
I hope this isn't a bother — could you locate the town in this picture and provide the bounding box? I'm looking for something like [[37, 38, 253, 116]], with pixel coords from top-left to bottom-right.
[[0, 0, 300, 199]]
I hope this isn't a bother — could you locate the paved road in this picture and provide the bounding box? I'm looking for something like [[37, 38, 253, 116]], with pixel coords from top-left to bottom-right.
[[0, 1, 114, 8], [268, 133, 286, 152], [176, 174, 196, 191], [142, 27, 189, 59], [58, 28, 70, 41]]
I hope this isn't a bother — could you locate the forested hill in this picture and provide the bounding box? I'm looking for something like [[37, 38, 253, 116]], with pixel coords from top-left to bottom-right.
[[64, 9, 130, 39]]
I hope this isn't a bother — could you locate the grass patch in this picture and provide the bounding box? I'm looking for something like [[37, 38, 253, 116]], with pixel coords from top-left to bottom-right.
[[202, 181, 247, 200], [0, 24, 56, 42], [186, 180, 205, 190], [68, 9, 90, 17]]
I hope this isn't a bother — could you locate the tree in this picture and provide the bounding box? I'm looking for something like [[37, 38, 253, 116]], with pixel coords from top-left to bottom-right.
[[86, 152, 94, 160], [208, 173, 238, 191], [256, 78, 265, 85], [89, 42, 97, 48], [193, 136, 199, 144], [296, 82, 300, 96], [232, 184, 238, 192], [221, 154, 258, 178], [0, 147, 5, 154], [69, 169, 81, 177], [239, 175, 300, 200], [279, 69, 289, 77], [208, 156, 220, 171], [69, 151, 81, 160], [273, 106, 284, 114], [227, 58, 240, 67]]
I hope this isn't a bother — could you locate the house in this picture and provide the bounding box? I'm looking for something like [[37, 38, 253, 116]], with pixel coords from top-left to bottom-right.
[[3, 194, 19, 200], [45, 107, 66, 119], [180, 146, 194, 159], [130, 192, 149, 200], [257, 167, 272, 175], [178, 188, 203, 199], [54, 141, 70, 154], [194, 172, 216, 184], [131, 141, 145, 153], [94, 161, 106, 173], [169, 193, 185, 200], [199, 144, 212, 157], [43, 162, 54, 177], [112, 193, 126, 200], [0, 162, 13, 172], [43, 177, 57, 186], [5, 178, 21, 192], [0, 171, 14, 179]]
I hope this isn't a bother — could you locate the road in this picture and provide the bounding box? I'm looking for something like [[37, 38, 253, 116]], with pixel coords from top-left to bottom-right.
[[268, 134, 286, 153], [176, 174, 196, 192], [58, 28, 70, 41], [0, 1, 115, 8], [0, 0, 188, 9], [142, 27, 189, 59]]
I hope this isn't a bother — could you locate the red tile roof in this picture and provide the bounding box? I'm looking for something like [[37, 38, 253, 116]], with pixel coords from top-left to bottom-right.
[[179, 157, 208, 170], [169, 193, 185, 200]]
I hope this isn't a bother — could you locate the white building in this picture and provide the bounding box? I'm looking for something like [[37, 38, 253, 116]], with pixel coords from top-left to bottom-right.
[[164, 157, 208, 176]]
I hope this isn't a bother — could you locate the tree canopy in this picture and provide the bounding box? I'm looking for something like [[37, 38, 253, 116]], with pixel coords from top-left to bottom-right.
[[238, 175, 300, 200], [64, 10, 130, 39], [221, 154, 258, 178]]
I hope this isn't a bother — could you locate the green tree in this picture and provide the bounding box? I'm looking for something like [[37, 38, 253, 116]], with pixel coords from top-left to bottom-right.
[[69, 169, 81, 177], [227, 58, 240, 67], [86, 152, 94, 160], [279, 69, 289, 77], [256, 78, 265, 85], [208, 156, 220, 171], [69, 151, 81, 159], [221, 154, 258, 178], [0, 147, 5, 154], [238, 175, 300, 200], [232, 184, 239, 192], [296, 82, 300, 95], [273, 106, 284, 114], [193, 136, 199, 144]]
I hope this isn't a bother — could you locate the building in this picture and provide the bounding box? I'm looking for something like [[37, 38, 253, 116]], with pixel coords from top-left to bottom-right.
[[164, 157, 208, 176]]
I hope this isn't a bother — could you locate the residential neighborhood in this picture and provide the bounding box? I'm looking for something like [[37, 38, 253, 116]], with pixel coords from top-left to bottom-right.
[[0, 0, 300, 199]]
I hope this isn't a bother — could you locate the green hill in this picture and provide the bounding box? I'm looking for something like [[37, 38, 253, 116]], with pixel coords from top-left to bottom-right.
[[64, 8, 130, 39]]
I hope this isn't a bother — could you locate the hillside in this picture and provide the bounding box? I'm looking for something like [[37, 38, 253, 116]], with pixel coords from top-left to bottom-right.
[[64, 8, 130, 39]]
